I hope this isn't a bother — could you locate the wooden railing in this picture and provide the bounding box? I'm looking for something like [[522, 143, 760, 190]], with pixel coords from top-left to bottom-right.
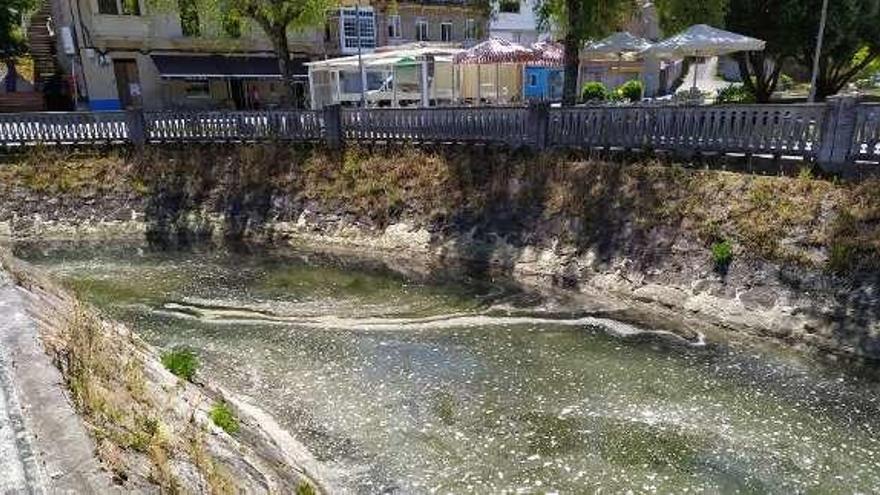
[[852, 104, 880, 161], [342, 107, 532, 146], [145, 111, 324, 142], [549, 104, 827, 156], [0, 111, 128, 145], [1, 99, 877, 172]]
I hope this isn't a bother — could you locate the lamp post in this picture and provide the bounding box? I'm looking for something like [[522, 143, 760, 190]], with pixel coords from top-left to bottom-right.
[[808, 0, 829, 103]]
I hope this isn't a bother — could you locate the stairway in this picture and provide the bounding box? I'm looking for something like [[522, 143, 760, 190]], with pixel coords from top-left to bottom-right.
[[27, 0, 58, 83]]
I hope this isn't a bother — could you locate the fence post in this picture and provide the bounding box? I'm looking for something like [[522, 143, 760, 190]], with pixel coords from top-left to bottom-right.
[[323, 104, 343, 148], [528, 101, 550, 151], [126, 108, 147, 147], [818, 96, 857, 173]]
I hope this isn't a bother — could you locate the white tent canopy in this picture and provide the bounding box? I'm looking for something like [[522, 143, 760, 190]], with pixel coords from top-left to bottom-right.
[[643, 24, 765, 92], [584, 31, 653, 58], [643, 24, 765, 59]]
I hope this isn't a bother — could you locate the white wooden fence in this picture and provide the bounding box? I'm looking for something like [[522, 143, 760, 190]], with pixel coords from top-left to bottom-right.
[[852, 104, 880, 161], [0, 99, 877, 171]]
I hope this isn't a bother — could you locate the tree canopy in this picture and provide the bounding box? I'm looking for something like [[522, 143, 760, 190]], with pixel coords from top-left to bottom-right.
[[655, 0, 728, 35], [1, 0, 35, 59]]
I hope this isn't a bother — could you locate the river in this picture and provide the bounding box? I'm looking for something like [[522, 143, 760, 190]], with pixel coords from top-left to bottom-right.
[[15, 242, 880, 494]]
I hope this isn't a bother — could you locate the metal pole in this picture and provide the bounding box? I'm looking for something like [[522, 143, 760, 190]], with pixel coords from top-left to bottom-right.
[[421, 58, 429, 107], [808, 0, 830, 103], [356, 4, 367, 107]]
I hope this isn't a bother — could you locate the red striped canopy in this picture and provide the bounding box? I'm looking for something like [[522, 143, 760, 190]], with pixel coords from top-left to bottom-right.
[[528, 41, 564, 67], [453, 37, 535, 65]]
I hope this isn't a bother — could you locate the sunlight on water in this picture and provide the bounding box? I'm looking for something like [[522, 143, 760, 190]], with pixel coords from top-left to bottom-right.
[[17, 242, 880, 494]]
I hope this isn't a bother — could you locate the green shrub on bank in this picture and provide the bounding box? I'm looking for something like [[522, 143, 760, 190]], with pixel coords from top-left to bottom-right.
[[716, 85, 756, 104], [711, 240, 733, 272], [161, 348, 198, 381], [778, 73, 795, 91], [209, 401, 239, 434], [616, 80, 643, 102], [296, 482, 317, 495], [581, 82, 610, 102]]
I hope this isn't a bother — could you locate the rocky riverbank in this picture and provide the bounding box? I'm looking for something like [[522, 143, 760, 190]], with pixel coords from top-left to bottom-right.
[[1, 144, 878, 359]]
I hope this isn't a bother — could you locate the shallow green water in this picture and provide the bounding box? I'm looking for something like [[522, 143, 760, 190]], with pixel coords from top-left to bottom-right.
[[17, 242, 880, 494]]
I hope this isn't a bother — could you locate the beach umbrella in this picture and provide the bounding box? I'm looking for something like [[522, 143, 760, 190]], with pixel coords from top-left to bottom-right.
[[584, 31, 653, 59], [643, 24, 766, 91], [583, 32, 653, 90]]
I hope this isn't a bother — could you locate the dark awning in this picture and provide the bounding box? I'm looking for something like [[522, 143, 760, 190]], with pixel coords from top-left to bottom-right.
[[151, 55, 307, 79]]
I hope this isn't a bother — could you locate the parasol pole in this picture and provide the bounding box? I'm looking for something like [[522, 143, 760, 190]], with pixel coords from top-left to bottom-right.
[[692, 52, 699, 92], [495, 63, 500, 104], [477, 64, 482, 104], [392, 64, 398, 107]]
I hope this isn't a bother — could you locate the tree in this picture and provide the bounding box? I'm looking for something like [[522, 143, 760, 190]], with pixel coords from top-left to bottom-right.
[[235, 0, 330, 106], [790, 0, 880, 100], [724, 0, 800, 102], [1, 0, 35, 92], [536, 0, 632, 106]]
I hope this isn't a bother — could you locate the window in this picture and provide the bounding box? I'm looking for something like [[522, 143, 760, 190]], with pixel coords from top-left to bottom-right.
[[339, 7, 376, 54], [387, 14, 401, 39], [499, 0, 520, 13], [98, 0, 140, 15], [529, 73, 538, 87], [184, 79, 210, 99], [416, 18, 428, 41], [178, 0, 199, 36], [440, 22, 452, 42], [465, 18, 477, 40]]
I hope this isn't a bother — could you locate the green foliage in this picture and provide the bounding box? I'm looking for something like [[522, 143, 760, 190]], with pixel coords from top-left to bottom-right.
[[161, 348, 198, 381], [788, 0, 880, 100], [209, 401, 239, 434], [581, 82, 610, 102], [715, 85, 756, 104], [778, 73, 795, 91], [296, 482, 317, 495], [616, 80, 643, 102], [1, 0, 36, 58], [711, 240, 733, 271]]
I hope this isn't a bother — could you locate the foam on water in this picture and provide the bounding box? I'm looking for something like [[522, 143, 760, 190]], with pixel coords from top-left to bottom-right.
[[157, 300, 706, 345]]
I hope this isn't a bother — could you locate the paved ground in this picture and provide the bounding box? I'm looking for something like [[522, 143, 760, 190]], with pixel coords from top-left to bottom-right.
[[0, 273, 44, 494], [682, 56, 734, 95], [0, 270, 119, 494]]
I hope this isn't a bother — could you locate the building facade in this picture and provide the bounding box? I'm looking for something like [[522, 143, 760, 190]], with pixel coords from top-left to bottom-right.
[[44, 0, 486, 110], [324, 1, 487, 55], [488, 0, 543, 45]]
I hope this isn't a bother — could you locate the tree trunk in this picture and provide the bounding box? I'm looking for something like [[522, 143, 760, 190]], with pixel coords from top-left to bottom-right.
[[4, 59, 17, 93], [270, 27, 296, 108], [736, 52, 782, 103], [561, 0, 581, 106]]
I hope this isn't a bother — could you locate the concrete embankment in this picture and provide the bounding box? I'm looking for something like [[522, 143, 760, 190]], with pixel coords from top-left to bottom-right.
[[1, 144, 878, 359]]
